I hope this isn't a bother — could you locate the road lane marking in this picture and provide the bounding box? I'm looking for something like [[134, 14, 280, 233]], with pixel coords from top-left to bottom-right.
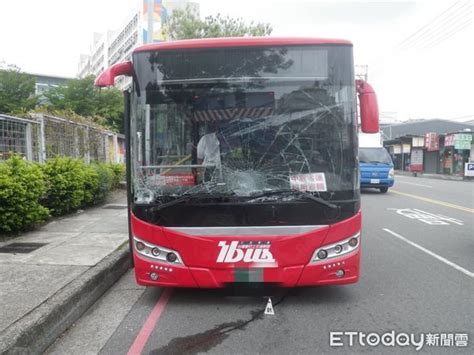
[[396, 181, 433, 188], [390, 190, 474, 213], [387, 208, 464, 225], [128, 288, 173, 355], [383, 228, 474, 278]]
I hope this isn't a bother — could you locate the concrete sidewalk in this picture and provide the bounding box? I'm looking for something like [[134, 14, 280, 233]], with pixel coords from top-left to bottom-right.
[[0, 190, 131, 354]]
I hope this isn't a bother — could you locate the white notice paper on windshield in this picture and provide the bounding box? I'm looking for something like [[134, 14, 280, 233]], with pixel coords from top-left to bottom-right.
[[290, 173, 327, 192]]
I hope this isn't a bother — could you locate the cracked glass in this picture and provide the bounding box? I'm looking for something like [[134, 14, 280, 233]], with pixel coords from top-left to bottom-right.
[[131, 45, 357, 205]]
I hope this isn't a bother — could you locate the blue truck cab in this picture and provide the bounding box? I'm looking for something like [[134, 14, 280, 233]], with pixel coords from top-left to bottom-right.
[[359, 147, 395, 193]]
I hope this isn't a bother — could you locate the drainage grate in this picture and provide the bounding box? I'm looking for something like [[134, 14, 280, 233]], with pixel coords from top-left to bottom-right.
[[0, 242, 48, 254], [103, 204, 128, 210]]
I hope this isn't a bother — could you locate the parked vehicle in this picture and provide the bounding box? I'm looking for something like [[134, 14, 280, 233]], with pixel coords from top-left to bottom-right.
[[359, 147, 394, 193], [95, 37, 380, 288]]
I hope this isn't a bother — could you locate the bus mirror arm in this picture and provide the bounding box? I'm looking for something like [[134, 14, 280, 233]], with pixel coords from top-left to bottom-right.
[[356, 80, 380, 133], [94, 61, 133, 87]]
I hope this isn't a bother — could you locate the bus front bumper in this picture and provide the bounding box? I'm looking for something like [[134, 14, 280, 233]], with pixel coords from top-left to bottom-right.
[[133, 248, 360, 288], [131, 211, 361, 288]]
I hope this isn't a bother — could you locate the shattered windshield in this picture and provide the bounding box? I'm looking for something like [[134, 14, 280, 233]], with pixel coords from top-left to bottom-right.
[[131, 45, 357, 204]]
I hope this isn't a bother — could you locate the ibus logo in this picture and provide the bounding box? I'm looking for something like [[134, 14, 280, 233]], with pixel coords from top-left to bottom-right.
[[216, 241, 276, 263]]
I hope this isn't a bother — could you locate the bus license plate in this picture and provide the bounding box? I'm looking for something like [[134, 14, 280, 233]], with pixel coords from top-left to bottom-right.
[[370, 179, 380, 184]]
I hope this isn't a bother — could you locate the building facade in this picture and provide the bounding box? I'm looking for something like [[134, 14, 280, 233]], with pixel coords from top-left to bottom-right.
[[28, 73, 72, 96], [78, 0, 199, 89], [381, 119, 474, 177], [78, 31, 117, 80]]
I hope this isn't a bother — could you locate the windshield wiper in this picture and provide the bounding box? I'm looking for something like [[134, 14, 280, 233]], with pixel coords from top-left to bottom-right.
[[150, 193, 234, 211], [150, 190, 339, 211], [248, 190, 339, 210]]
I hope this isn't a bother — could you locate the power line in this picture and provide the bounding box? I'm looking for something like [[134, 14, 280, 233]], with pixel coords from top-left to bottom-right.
[[370, 1, 471, 73], [396, 1, 470, 48], [373, 2, 473, 117], [422, 19, 472, 49], [396, 1, 467, 49], [400, 4, 472, 50], [403, 4, 472, 50]]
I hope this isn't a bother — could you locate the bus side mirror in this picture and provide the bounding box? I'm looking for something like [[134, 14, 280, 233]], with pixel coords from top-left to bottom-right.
[[356, 80, 379, 133], [94, 61, 133, 87]]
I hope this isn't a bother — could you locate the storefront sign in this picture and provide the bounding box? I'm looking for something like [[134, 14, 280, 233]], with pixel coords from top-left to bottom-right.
[[424, 132, 439, 151], [410, 148, 423, 172], [402, 144, 411, 153], [455, 141, 471, 150], [445, 133, 472, 149], [444, 134, 455, 146], [412, 136, 424, 147], [465, 163, 474, 177], [393, 145, 402, 154], [454, 133, 472, 150]]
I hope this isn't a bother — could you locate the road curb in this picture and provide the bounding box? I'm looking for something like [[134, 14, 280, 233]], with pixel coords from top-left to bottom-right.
[[0, 244, 131, 355], [395, 171, 472, 182]]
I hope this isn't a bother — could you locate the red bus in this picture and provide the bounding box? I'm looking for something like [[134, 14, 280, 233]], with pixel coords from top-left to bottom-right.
[[96, 37, 379, 287]]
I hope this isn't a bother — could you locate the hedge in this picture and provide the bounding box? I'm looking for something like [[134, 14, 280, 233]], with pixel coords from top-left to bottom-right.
[[0, 156, 49, 232], [0, 156, 125, 233], [42, 157, 88, 215], [108, 162, 126, 188]]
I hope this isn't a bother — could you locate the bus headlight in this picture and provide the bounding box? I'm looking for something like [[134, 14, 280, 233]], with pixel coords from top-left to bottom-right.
[[389, 168, 395, 178], [133, 237, 184, 265], [166, 252, 178, 263], [317, 249, 328, 259], [310, 232, 360, 263]]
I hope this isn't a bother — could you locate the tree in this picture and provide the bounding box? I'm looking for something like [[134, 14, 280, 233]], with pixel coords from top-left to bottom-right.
[[95, 88, 124, 132], [62, 76, 98, 117], [166, 6, 272, 40], [44, 76, 97, 116], [43, 76, 124, 132], [0, 66, 37, 114]]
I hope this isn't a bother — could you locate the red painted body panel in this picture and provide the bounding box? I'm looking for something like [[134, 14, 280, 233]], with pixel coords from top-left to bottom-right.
[[297, 249, 360, 286], [94, 61, 133, 87], [357, 80, 380, 133], [133, 37, 352, 54], [131, 212, 361, 288], [94, 38, 353, 88]]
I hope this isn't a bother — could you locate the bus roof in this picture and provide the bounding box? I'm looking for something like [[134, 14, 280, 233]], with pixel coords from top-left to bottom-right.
[[133, 37, 352, 54]]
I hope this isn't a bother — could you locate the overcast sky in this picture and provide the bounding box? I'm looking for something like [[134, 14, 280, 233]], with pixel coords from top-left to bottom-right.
[[0, 0, 472, 121]]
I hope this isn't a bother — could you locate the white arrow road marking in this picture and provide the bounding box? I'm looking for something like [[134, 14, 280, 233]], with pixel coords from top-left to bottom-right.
[[387, 208, 464, 225], [383, 228, 474, 278]]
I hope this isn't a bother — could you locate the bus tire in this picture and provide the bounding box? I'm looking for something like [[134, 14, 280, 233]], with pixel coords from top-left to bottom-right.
[[380, 187, 388, 193]]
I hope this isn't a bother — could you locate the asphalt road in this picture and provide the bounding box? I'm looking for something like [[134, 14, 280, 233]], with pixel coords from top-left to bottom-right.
[[47, 175, 474, 354]]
